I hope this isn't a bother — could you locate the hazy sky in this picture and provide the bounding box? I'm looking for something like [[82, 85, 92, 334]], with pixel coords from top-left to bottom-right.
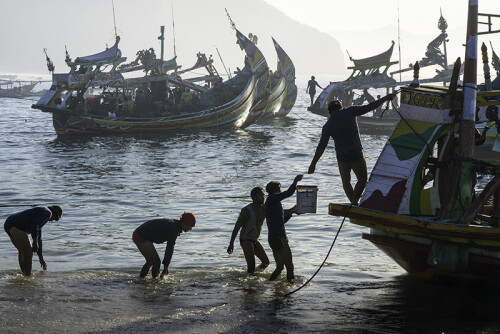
[[263, 0, 496, 35], [1, 0, 498, 79]]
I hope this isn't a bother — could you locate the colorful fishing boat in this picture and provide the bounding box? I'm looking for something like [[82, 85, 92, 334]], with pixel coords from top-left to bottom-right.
[[233, 29, 270, 128], [32, 30, 259, 135], [268, 37, 297, 117], [309, 12, 457, 130], [0, 78, 43, 98], [225, 11, 270, 128], [329, 3, 500, 282]]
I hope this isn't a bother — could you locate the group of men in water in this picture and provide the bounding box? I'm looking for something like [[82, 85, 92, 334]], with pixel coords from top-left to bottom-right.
[[3, 80, 396, 280]]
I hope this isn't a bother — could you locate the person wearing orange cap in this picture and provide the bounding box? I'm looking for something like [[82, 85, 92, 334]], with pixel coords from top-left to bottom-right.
[[308, 94, 396, 205], [132, 212, 196, 278]]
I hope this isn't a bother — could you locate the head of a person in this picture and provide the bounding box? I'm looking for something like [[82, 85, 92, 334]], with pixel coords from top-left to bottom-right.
[[311, 75, 315, 80], [266, 181, 281, 195], [180, 212, 196, 232], [48, 205, 63, 221], [251, 186, 265, 205], [328, 99, 342, 115]]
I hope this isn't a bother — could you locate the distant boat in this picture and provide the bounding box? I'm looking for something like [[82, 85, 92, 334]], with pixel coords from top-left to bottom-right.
[[0, 79, 43, 98], [32, 31, 260, 135], [329, 5, 500, 282]]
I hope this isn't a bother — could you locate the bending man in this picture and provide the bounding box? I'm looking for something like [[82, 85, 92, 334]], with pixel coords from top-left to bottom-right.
[[4, 205, 63, 275], [133, 212, 196, 278]]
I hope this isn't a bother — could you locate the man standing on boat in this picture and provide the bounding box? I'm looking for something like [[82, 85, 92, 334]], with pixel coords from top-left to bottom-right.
[[132, 212, 196, 278], [4, 205, 63, 276], [227, 187, 270, 274], [308, 94, 396, 205], [306, 76, 323, 107]]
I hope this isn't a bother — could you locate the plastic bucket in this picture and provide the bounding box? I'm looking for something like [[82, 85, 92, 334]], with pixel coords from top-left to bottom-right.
[[296, 185, 318, 214]]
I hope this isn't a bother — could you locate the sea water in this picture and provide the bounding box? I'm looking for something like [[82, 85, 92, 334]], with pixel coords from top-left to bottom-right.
[[1, 81, 500, 333]]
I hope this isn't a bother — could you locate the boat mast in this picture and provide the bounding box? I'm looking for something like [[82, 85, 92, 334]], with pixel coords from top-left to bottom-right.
[[158, 26, 165, 61], [397, 1, 402, 82], [112, 0, 118, 38], [171, 0, 177, 58], [443, 0, 478, 220]]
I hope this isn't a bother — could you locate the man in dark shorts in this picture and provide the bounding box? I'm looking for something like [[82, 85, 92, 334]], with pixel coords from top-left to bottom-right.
[[308, 94, 396, 204], [4, 205, 63, 275], [306, 75, 323, 107], [265, 174, 303, 281], [227, 187, 270, 274], [132, 212, 196, 278]]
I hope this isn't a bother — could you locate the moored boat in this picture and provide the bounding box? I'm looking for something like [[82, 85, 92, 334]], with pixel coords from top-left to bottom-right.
[[310, 12, 458, 131], [0, 79, 43, 98], [32, 32, 259, 135], [329, 3, 500, 282], [270, 37, 297, 117]]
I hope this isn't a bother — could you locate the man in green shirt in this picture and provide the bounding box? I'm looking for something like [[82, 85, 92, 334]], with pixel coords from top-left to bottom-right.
[[227, 187, 270, 273]]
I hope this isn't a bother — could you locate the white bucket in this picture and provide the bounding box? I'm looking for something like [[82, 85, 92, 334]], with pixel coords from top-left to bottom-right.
[[296, 185, 318, 214]]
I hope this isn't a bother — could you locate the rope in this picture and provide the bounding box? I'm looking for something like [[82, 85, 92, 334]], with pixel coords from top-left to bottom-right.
[[284, 204, 352, 297]]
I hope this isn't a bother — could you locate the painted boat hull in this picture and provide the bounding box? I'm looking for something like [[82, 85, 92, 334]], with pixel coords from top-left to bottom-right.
[[34, 76, 257, 135], [330, 203, 500, 281]]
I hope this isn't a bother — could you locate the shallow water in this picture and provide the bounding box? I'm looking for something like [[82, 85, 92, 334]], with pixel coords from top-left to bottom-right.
[[1, 85, 499, 333]]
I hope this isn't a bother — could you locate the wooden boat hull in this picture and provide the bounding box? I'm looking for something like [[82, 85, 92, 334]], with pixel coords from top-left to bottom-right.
[[330, 203, 500, 281], [34, 76, 257, 135], [278, 83, 297, 116], [261, 75, 286, 117]]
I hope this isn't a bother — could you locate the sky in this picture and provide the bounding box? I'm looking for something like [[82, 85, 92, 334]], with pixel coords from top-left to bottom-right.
[[0, 0, 499, 79], [263, 0, 499, 71]]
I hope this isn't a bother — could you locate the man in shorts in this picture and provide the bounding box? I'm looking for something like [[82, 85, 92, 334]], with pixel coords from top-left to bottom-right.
[[227, 187, 270, 274], [265, 174, 303, 281], [308, 94, 396, 204], [132, 212, 196, 278], [4, 205, 63, 275]]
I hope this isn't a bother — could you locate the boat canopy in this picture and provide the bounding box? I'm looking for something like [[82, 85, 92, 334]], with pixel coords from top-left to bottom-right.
[[74, 36, 122, 65], [348, 41, 397, 69]]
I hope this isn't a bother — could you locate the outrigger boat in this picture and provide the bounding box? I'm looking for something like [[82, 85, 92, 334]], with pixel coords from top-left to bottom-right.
[[226, 11, 270, 127], [32, 28, 260, 135], [329, 3, 500, 281], [262, 37, 297, 117], [0, 78, 43, 98], [309, 12, 458, 130]]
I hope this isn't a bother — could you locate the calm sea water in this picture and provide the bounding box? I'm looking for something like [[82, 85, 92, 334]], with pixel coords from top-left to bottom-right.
[[1, 80, 500, 334]]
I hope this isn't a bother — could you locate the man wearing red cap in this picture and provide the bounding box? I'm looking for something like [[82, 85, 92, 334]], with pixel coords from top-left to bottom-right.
[[308, 94, 396, 205], [132, 212, 196, 278]]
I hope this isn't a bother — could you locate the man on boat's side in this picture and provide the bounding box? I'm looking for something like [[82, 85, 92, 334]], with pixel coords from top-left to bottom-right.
[[308, 94, 396, 205]]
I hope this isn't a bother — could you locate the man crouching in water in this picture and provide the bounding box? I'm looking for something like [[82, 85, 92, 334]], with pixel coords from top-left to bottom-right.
[[132, 212, 196, 278], [265, 174, 303, 282], [227, 187, 270, 274]]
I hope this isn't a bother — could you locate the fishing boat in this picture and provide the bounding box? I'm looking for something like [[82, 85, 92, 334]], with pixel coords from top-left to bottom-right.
[[329, 4, 500, 281], [265, 37, 297, 117], [233, 30, 270, 128], [225, 11, 270, 128], [0, 78, 43, 98], [31, 30, 259, 135], [309, 12, 457, 130]]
